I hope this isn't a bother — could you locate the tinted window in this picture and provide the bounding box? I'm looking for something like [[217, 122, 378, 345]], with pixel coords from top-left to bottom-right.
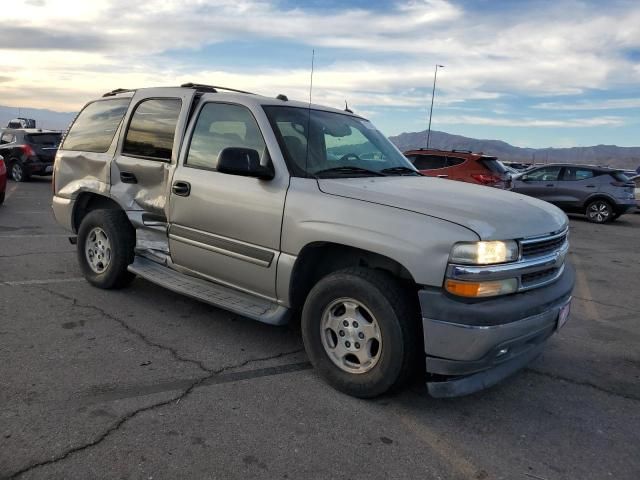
[[479, 158, 507, 173], [63, 99, 130, 153], [187, 103, 266, 170], [26, 133, 62, 146], [562, 167, 594, 181], [446, 156, 465, 167], [525, 166, 561, 181], [123, 99, 181, 161], [412, 155, 448, 170]]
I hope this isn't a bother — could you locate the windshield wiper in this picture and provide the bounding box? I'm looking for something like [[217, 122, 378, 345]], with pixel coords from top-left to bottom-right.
[[380, 166, 422, 176], [313, 166, 387, 178]]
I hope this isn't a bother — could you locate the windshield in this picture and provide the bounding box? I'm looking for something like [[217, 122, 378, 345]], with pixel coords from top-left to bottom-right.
[[263, 106, 416, 177]]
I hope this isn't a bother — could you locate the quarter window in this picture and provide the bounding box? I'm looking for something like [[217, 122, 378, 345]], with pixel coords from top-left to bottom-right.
[[123, 98, 182, 161], [62, 98, 130, 153], [186, 103, 267, 170]]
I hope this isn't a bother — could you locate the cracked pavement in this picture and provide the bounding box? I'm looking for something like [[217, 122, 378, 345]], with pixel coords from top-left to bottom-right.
[[1, 179, 639, 480]]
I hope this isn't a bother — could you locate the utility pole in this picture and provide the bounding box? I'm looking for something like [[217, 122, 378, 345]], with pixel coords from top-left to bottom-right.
[[426, 64, 444, 148]]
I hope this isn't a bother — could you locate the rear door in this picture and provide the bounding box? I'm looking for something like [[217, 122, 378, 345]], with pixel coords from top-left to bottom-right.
[[111, 88, 197, 222], [556, 166, 597, 208], [410, 154, 450, 178]]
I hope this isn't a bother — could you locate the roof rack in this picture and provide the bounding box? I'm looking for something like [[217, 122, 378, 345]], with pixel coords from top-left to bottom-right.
[[180, 83, 255, 95], [103, 88, 136, 97], [452, 149, 472, 153]]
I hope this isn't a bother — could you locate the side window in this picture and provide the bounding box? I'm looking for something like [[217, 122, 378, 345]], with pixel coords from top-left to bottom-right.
[[186, 103, 266, 170], [446, 156, 465, 167], [412, 155, 448, 170], [0, 133, 14, 144], [62, 98, 130, 153], [123, 98, 182, 161], [562, 167, 594, 181], [526, 167, 561, 181]]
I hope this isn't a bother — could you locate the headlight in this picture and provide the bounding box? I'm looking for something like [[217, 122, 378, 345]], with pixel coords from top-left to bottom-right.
[[450, 240, 519, 265]]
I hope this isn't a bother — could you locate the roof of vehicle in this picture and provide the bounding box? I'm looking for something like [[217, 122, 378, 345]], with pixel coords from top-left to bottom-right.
[[527, 163, 626, 172], [403, 148, 497, 159], [101, 84, 364, 119], [2, 128, 61, 134]]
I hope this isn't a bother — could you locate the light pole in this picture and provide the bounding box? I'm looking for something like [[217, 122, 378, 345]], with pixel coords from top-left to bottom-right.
[[426, 64, 444, 148]]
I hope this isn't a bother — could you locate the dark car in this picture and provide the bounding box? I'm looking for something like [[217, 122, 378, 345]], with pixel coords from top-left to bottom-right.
[[404, 148, 511, 189], [512, 164, 636, 223], [0, 155, 6, 205], [0, 129, 62, 182]]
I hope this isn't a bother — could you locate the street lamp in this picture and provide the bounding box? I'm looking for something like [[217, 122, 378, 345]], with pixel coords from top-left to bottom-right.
[[426, 64, 445, 148]]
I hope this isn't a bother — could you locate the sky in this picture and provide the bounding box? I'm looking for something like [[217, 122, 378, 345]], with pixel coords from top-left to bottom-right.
[[1, 0, 639, 147]]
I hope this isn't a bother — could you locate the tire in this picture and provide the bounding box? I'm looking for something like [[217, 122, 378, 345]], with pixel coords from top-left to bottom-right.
[[585, 199, 613, 224], [77, 209, 136, 289], [9, 160, 29, 182], [301, 267, 421, 398]]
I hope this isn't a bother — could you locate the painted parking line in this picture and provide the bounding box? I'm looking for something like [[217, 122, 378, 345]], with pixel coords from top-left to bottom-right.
[[1, 277, 85, 286]]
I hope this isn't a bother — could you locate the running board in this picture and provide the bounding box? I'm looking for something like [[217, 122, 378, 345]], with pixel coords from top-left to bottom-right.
[[128, 257, 289, 326]]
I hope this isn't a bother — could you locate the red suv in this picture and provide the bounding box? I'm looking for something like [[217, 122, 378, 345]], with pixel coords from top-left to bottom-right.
[[404, 149, 511, 189]]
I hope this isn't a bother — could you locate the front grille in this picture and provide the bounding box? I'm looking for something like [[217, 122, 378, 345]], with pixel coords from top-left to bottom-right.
[[522, 232, 567, 258], [521, 267, 558, 288]]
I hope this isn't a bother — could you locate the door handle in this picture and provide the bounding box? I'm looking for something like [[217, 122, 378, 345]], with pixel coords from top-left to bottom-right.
[[586, 185, 596, 188], [546, 184, 555, 187], [120, 171, 137, 184], [172, 181, 191, 197], [437, 174, 449, 178]]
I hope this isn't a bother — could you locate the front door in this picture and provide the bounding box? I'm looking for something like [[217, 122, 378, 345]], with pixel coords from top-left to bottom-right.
[[168, 101, 288, 299], [514, 166, 562, 203]]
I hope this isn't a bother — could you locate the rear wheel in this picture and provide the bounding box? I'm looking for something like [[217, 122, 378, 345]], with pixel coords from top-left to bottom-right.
[[10, 160, 29, 182], [77, 209, 136, 289], [301, 267, 420, 398], [586, 199, 613, 224]]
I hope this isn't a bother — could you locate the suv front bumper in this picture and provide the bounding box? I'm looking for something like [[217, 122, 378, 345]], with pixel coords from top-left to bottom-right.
[[419, 263, 575, 397]]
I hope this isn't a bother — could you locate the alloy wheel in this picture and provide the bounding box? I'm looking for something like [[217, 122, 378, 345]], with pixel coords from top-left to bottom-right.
[[84, 227, 112, 274]]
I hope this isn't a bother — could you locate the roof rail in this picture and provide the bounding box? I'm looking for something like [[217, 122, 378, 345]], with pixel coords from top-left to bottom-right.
[[180, 83, 255, 95], [452, 149, 472, 153], [103, 88, 135, 97]]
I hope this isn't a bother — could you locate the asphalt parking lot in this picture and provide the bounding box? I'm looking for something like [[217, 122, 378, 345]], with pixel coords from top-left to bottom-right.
[[1, 179, 639, 480]]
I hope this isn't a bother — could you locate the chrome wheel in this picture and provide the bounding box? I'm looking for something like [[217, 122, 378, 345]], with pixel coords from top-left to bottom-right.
[[11, 163, 23, 182], [85, 227, 112, 274], [587, 201, 611, 223], [320, 298, 382, 374]]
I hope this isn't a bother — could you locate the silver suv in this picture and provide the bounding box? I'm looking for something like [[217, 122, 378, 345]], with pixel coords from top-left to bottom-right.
[[52, 84, 575, 398]]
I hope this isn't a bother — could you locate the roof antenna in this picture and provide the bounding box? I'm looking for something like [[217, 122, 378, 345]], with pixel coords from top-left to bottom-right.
[[344, 100, 353, 113], [305, 49, 315, 178]]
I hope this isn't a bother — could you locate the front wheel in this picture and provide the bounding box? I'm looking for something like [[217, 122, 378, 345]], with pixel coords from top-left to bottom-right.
[[301, 267, 420, 398], [586, 199, 612, 224], [77, 209, 136, 289]]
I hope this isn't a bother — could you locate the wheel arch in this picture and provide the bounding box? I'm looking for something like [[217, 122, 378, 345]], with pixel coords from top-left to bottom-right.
[[72, 192, 125, 232], [288, 241, 418, 313], [583, 194, 616, 211]]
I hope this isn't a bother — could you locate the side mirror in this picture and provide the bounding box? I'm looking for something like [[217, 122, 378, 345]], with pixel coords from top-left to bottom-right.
[[520, 174, 530, 182], [217, 147, 274, 180]]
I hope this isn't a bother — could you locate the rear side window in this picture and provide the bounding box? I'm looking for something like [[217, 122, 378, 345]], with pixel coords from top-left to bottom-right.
[[411, 155, 448, 170], [62, 98, 130, 153], [25, 133, 62, 146], [187, 102, 267, 170], [446, 156, 465, 167], [123, 98, 182, 161], [562, 167, 594, 181], [479, 158, 507, 174]]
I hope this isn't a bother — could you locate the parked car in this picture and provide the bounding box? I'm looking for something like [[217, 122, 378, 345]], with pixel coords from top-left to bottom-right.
[[0, 129, 62, 182], [632, 175, 640, 212], [52, 84, 574, 398], [502, 161, 533, 171], [0, 155, 6, 205], [511, 164, 636, 223], [404, 148, 511, 189], [6, 117, 36, 129]]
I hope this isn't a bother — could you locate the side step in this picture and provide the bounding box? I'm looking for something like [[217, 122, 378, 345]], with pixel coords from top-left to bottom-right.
[[128, 257, 289, 326]]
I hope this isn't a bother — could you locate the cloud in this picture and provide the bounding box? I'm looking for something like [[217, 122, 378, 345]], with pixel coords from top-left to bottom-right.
[[434, 115, 626, 128], [0, 26, 105, 50], [533, 98, 640, 110]]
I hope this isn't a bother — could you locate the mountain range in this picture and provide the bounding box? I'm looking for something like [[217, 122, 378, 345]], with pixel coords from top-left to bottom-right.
[[389, 130, 640, 170], [2, 105, 638, 170]]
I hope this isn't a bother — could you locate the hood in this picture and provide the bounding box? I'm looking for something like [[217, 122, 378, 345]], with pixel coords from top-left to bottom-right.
[[318, 176, 567, 240]]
